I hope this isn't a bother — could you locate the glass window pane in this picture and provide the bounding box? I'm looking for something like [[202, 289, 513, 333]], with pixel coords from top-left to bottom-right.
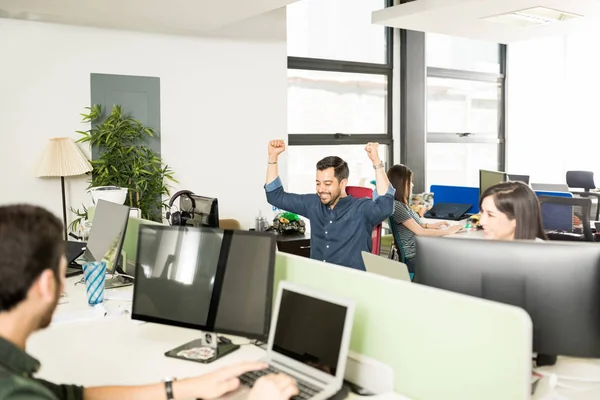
[[427, 33, 500, 73], [287, 0, 387, 64], [426, 143, 498, 188], [427, 77, 499, 135], [288, 69, 387, 134], [287, 145, 389, 195]]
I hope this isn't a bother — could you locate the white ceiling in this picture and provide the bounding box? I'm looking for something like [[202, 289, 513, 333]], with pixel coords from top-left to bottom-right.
[[0, 0, 297, 36], [372, 0, 600, 44]]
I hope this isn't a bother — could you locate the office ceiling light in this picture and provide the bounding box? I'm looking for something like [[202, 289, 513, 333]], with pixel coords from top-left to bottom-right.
[[482, 7, 582, 28]]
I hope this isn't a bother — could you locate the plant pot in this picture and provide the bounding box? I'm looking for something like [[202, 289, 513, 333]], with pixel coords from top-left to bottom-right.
[[89, 186, 128, 205]]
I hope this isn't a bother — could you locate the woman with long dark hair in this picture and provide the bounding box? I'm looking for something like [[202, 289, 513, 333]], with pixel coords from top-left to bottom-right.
[[479, 181, 547, 241], [387, 164, 461, 273]]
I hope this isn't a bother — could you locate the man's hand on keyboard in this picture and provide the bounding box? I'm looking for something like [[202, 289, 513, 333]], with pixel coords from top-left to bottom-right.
[[181, 361, 267, 399], [248, 373, 299, 400]]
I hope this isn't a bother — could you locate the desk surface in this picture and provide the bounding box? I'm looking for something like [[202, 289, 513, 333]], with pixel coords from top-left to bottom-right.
[[31, 278, 406, 400], [32, 279, 600, 400]]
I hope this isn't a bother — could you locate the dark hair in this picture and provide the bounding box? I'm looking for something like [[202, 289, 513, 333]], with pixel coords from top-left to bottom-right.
[[479, 181, 547, 240], [387, 164, 413, 204], [0, 204, 64, 312], [316, 156, 349, 183]]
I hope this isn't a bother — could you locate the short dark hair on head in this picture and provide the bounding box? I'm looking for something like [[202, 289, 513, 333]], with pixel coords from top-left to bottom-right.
[[0, 204, 64, 312], [316, 156, 349, 182], [479, 181, 547, 240], [387, 164, 413, 204]]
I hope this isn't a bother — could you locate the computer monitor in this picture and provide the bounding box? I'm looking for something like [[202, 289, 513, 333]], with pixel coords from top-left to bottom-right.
[[84, 200, 130, 281], [415, 236, 600, 366], [180, 194, 219, 228], [132, 225, 276, 363], [507, 174, 530, 184], [479, 169, 507, 198]]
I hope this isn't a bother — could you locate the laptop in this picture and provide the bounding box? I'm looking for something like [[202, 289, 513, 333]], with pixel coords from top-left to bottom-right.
[[65, 240, 87, 277], [229, 281, 355, 400], [424, 202, 472, 221], [361, 251, 411, 282]]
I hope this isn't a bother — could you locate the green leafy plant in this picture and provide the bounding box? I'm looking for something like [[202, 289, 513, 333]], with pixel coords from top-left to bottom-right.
[[70, 104, 176, 229]]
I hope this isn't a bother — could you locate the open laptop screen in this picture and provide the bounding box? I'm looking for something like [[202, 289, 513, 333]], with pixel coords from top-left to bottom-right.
[[273, 289, 347, 376]]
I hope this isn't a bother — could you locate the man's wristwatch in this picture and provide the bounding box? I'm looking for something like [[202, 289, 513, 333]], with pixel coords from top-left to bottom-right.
[[164, 377, 177, 400], [372, 161, 384, 170]]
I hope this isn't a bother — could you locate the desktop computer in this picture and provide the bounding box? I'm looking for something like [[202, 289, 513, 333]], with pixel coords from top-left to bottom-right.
[[415, 236, 600, 366], [180, 194, 219, 228], [479, 169, 507, 197], [131, 225, 276, 363]]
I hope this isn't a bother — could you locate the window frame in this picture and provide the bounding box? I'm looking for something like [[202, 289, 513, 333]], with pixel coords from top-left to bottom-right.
[[287, 0, 395, 167]]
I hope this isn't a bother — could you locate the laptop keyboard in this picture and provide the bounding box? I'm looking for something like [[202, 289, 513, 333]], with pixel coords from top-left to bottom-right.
[[239, 365, 321, 400]]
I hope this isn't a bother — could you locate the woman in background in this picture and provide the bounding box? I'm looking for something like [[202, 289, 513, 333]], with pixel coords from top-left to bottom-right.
[[387, 164, 461, 273], [479, 181, 547, 241]]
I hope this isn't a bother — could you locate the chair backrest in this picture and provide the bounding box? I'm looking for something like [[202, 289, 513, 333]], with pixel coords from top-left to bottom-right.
[[566, 170, 596, 191], [534, 191, 573, 232], [346, 186, 382, 255], [538, 195, 594, 241], [387, 216, 407, 263]]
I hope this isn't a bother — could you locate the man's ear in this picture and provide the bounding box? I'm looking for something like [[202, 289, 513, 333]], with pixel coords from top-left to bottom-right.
[[340, 178, 348, 191], [32, 269, 58, 303]]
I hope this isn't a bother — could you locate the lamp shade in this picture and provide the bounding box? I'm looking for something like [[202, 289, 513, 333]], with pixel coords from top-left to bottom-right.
[[35, 137, 92, 178]]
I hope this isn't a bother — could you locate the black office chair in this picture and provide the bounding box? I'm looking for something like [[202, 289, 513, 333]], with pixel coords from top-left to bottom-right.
[[566, 171, 600, 221], [538, 196, 594, 242]]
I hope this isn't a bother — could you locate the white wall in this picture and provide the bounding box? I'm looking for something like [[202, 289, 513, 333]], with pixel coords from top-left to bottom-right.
[[507, 29, 600, 185], [0, 8, 287, 229]]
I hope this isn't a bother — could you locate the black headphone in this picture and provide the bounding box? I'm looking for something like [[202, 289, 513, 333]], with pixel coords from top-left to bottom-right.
[[166, 190, 197, 226]]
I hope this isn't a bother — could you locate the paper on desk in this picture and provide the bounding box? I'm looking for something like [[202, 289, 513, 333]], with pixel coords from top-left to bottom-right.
[[51, 304, 107, 325]]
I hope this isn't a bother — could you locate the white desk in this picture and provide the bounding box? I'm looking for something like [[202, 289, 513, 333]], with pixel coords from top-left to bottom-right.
[[32, 278, 600, 400], [29, 277, 406, 400]]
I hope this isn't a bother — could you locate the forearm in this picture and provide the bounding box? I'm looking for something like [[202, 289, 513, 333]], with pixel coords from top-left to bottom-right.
[[416, 226, 450, 237], [373, 160, 391, 196], [84, 379, 195, 400], [266, 154, 279, 185]]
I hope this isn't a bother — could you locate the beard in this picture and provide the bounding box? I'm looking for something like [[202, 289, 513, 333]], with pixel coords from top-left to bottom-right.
[[319, 190, 341, 206]]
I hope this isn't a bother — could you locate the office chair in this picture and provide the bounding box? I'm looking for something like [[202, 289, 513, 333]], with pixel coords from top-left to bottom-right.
[[346, 186, 382, 255], [566, 171, 600, 221], [538, 196, 594, 242]]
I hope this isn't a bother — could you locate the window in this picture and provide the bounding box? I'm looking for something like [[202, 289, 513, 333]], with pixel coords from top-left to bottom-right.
[[287, 0, 388, 64], [287, 0, 393, 190], [287, 144, 390, 195], [427, 33, 500, 74], [288, 70, 388, 134], [425, 34, 505, 188]]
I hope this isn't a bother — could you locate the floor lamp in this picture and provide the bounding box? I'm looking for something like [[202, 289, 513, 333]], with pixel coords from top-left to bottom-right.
[[35, 137, 92, 240]]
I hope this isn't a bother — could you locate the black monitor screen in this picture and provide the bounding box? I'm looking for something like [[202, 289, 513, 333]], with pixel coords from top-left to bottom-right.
[[181, 195, 219, 228], [132, 226, 222, 329], [214, 231, 276, 340], [132, 226, 276, 340], [273, 289, 347, 376]]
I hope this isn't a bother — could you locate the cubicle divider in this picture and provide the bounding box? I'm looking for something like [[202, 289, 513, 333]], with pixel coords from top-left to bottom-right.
[[274, 252, 532, 400], [429, 185, 480, 214]]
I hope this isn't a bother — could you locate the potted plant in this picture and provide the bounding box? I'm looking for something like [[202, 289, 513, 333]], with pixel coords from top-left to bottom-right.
[[69, 104, 176, 231]]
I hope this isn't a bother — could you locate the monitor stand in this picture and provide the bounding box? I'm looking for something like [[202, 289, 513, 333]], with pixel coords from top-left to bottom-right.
[[164, 332, 240, 364], [105, 254, 134, 290]]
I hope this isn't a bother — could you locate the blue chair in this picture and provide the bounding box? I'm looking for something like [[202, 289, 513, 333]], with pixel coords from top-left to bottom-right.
[[535, 191, 574, 232]]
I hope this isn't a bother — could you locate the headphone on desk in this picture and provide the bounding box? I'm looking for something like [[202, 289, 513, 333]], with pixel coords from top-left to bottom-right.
[[166, 190, 197, 226]]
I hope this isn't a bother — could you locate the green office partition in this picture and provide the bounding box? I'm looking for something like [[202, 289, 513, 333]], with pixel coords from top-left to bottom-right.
[[274, 252, 532, 400]]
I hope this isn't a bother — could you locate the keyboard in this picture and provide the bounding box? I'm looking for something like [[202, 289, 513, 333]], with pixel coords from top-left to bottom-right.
[[239, 365, 321, 400]]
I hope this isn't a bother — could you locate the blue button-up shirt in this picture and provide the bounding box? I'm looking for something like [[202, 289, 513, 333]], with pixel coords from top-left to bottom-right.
[[265, 177, 395, 271]]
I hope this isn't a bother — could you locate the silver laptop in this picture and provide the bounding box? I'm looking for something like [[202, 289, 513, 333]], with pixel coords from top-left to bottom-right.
[[362, 251, 411, 282], [230, 281, 355, 400]]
